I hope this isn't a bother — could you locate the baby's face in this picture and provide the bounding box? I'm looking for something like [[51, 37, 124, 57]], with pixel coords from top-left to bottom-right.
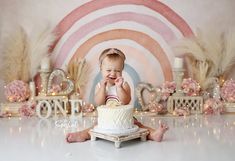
[[101, 57, 123, 85]]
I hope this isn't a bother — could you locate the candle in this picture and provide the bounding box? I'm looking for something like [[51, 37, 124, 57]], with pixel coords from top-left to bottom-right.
[[29, 81, 36, 99], [40, 56, 50, 71], [174, 57, 184, 69]]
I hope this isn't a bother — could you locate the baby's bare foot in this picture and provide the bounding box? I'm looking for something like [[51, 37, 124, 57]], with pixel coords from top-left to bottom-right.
[[148, 123, 169, 142], [66, 131, 90, 143]]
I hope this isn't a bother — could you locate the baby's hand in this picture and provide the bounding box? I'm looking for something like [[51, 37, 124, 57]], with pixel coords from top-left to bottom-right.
[[100, 77, 108, 87], [115, 77, 124, 87]]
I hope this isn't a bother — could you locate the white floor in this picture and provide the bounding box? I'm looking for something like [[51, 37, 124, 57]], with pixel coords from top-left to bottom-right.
[[0, 114, 235, 161]]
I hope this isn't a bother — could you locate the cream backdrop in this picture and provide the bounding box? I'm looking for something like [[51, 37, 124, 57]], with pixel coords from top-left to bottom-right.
[[0, 0, 235, 105]]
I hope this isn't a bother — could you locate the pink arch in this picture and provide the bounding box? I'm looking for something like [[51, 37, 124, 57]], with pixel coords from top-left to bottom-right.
[[55, 12, 177, 67], [51, 0, 193, 50], [68, 29, 173, 81]]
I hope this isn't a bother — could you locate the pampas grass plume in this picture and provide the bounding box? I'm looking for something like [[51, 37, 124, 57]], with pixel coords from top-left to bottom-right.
[[0, 26, 30, 83], [0, 24, 57, 83], [173, 28, 235, 90]]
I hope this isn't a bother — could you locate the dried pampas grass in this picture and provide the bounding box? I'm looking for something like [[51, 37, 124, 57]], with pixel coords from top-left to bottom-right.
[[173, 28, 235, 90], [220, 30, 235, 76], [0, 25, 57, 83], [28, 25, 57, 79], [67, 58, 89, 94], [1, 26, 30, 83]]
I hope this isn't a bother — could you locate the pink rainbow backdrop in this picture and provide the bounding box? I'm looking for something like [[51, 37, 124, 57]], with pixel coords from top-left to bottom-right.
[[50, 0, 194, 106]]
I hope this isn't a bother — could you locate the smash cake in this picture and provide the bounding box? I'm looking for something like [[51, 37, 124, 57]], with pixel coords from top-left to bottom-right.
[[94, 100, 138, 135]]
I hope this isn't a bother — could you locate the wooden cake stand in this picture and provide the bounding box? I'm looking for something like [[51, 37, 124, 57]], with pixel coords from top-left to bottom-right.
[[89, 128, 149, 148]]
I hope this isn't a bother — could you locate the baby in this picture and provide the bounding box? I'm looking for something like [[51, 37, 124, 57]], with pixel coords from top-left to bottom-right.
[[66, 48, 168, 142]]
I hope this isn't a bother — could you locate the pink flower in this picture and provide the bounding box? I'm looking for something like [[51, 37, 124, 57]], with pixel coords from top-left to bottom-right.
[[4, 80, 30, 102], [203, 98, 224, 115], [18, 102, 36, 117], [147, 101, 167, 114], [221, 79, 235, 102], [181, 78, 200, 96], [48, 84, 62, 94], [173, 107, 190, 116], [161, 81, 176, 101], [82, 103, 95, 113]]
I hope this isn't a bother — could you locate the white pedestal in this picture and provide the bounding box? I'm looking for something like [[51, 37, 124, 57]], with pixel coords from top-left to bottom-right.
[[89, 128, 149, 148]]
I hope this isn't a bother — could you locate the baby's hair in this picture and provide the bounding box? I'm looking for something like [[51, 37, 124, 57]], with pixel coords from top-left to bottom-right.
[[99, 48, 126, 68]]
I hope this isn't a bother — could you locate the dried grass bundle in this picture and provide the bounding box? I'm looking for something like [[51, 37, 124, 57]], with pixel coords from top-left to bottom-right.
[[67, 58, 89, 93], [0, 26, 30, 83], [28, 25, 57, 79], [0, 25, 57, 83]]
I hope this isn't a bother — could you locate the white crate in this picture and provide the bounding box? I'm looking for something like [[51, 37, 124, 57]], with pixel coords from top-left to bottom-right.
[[167, 96, 203, 114], [224, 102, 235, 112], [0, 102, 24, 116]]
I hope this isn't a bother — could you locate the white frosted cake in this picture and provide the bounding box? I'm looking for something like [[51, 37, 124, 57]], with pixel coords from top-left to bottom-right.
[[94, 105, 138, 135]]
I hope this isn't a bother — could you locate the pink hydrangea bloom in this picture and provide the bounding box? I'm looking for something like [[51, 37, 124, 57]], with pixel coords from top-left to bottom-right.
[[48, 84, 62, 94], [221, 79, 235, 102], [203, 98, 224, 115], [161, 81, 176, 101], [4, 80, 30, 102], [181, 78, 200, 96], [82, 103, 95, 113], [18, 102, 36, 117]]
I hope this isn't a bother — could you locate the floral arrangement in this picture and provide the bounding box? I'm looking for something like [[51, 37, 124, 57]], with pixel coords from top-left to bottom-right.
[[18, 101, 36, 117], [4, 80, 30, 102], [160, 78, 200, 99], [147, 100, 167, 114], [82, 103, 95, 113], [48, 84, 62, 94], [181, 78, 200, 96], [173, 107, 190, 116], [203, 98, 224, 115], [220, 79, 235, 102], [161, 81, 176, 101]]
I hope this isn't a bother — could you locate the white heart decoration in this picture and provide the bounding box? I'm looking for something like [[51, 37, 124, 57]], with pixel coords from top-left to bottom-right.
[[136, 83, 162, 111], [47, 69, 74, 95]]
